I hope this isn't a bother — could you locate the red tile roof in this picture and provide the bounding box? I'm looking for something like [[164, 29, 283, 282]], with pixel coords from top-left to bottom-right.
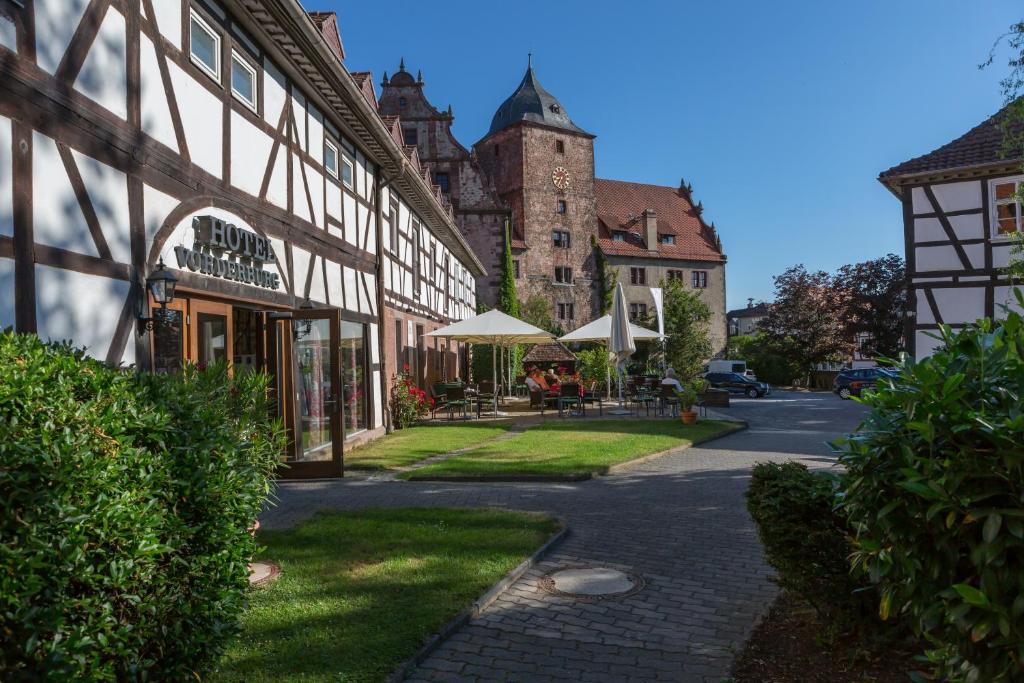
[[350, 71, 378, 111], [594, 178, 724, 262], [879, 104, 1022, 183], [307, 12, 345, 62]]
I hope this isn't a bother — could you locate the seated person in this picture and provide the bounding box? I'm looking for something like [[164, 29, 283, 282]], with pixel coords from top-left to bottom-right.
[[661, 368, 683, 392], [530, 369, 550, 391], [524, 374, 541, 392]]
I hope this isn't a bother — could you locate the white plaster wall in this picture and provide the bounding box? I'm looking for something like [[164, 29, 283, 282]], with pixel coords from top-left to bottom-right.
[[75, 9, 127, 120], [915, 245, 962, 272], [307, 105, 323, 166], [291, 91, 306, 151], [369, 323, 382, 428], [993, 242, 1013, 269], [912, 218, 945, 243], [994, 286, 1024, 316], [74, 148, 131, 264], [963, 243, 985, 270], [0, 13, 16, 52], [34, 0, 90, 75], [308, 255, 326, 304], [34, 265, 129, 362], [915, 330, 945, 358], [950, 213, 984, 241], [342, 265, 357, 312], [911, 187, 930, 215], [342, 193, 356, 245], [266, 148, 287, 210], [292, 246, 310, 299], [0, 257, 14, 328], [917, 290, 933, 325], [364, 212, 376, 255], [290, 152, 311, 223], [364, 273, 377, 315], [264, 60, 287, 129], [142, 183, 179, 248], [305, 162, 324, 228], [0, 115, 11, 238], [355, 203, 368, 248], [231, 111, 273, 198], [169, 62, 221, 178], [932, 181, 982, 213], [140, 33, 179, 153], [325, 182, 342, 239], [931, 287, 985, 325], [325, 259, 342, 306], [32, 133, 97, 257], [150, 0, 181, 50]]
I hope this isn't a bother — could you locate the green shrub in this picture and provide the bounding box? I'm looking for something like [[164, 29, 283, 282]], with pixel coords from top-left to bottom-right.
[[746, 461, 872, 628], [728, 332, 802, 386], [0, 332, 282, 681], [576, 347, 609, 387], [836, 308, 1024, 682]]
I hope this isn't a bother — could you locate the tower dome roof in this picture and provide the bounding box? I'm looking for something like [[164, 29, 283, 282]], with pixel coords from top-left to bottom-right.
[[487, 61, 591, 137]]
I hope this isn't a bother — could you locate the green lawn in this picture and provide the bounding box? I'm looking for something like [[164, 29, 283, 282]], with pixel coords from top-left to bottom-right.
[[403, 419, 740, 479], [214, 508, 560, 683], [345, 423, 514, 470]]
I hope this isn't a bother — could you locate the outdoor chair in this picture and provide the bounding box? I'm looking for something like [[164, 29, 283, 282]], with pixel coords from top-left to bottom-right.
[[477, 381, 498, 416], [581, 380, 604, 416], [659, 384, 680, 417], [444, 385, 471, 420], [514, 375, 528, 398], [628, 383, 656, 417], [429, 382, 449, 419], [557, 382, 583, 417]]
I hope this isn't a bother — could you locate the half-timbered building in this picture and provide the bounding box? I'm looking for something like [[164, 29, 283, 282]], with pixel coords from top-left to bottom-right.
[[880, 105, 1021, 357], [0, 0, 483, 477]]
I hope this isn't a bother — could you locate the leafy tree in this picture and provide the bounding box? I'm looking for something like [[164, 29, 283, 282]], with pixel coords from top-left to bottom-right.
[[521, 294, 563, 336], [760, 265, 852, 380], [982, 20, 1024, 162], [497, 221, 520, 318], [835, 254, 907, 358], [591, 235, 617, 315], [728, 332, 802, 386], [661, 277, 711, 381]]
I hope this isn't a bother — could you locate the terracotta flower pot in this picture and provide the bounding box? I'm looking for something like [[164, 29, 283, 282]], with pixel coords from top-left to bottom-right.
[[681, 411, 698, 425]]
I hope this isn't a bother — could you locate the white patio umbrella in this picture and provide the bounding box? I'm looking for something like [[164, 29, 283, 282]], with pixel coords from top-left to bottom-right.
[[425, 309, 553, 416], [608, 282, 636, 412], [559, 314, 660, 398]]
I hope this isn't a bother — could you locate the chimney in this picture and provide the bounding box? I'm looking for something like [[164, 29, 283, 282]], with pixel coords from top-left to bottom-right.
[[643, 209, 658, 253], [747, 297, 754, 308]]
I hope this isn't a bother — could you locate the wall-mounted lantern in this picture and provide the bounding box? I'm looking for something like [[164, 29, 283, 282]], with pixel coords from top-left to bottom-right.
[[294, 298, 314, 340], [137, 259, 178, 334]]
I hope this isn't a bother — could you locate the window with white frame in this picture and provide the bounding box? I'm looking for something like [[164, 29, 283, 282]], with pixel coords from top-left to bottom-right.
[[991, 176, 1024, 235], [230, 51, 257, 111], [692, 270, 708, 288], [189, 10, 220, 80], [341, 153, 354, 189], [324, 140, 339, 178]]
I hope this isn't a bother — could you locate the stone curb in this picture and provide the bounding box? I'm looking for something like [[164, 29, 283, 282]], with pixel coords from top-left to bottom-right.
[[404, 420, 749, 483], [387, 521, 570, 683]]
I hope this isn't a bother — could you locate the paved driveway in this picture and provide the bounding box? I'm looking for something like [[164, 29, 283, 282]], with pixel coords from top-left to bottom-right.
[[263, 390, 869, 682]]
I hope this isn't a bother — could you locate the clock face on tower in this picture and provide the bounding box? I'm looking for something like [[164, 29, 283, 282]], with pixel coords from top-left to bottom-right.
[[552, 166, 570, 190]]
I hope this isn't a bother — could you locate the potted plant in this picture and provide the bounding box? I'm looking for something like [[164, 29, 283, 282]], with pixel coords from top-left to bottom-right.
[[676, 378, 707, 425]]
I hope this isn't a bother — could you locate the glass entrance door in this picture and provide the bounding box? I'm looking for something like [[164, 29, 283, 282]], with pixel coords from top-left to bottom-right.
[[189, 299, 233, 370], [278, 308, 342, 478]]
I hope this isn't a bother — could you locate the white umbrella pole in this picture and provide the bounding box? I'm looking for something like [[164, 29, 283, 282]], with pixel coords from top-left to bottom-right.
[[492, 343, 498, 416]]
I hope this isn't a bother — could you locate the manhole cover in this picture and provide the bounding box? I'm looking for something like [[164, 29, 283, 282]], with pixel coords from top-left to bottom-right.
[[248, 561, 281, 588], [539, 566, 645, 601]]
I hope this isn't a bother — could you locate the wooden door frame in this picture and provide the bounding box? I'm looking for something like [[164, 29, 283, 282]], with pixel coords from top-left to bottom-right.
[[189, 298, 234, 370], [277, 308, 344, 479]]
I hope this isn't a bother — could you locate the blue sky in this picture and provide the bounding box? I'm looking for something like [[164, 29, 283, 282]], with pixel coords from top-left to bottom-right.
[[325, 1, 1021, 310]]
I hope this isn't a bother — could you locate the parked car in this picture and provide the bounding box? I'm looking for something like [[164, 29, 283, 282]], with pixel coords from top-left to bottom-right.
[[704, 372, 771, 398], [833, 368, 898, 399]]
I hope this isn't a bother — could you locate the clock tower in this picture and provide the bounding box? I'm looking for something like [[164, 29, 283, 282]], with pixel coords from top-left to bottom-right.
[[474, 61, 598, 328]]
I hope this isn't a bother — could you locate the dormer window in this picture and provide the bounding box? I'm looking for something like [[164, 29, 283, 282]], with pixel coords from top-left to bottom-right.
[[612, 231, 625, 242], [550, 103, 561, 113], [659, 234, 676, 245]]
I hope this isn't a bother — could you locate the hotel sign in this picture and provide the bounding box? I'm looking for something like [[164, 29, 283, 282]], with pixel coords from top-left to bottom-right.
[[173, 215, 281, 290]]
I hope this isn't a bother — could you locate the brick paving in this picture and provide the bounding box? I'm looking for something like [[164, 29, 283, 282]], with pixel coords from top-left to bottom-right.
[[262, 391, 868, 682]]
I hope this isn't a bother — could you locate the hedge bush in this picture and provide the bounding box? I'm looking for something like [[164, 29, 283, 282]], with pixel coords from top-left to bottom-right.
[[0, 332, 282, 681], [836, 308, 1024, 682], [746, 461, 873, 629]]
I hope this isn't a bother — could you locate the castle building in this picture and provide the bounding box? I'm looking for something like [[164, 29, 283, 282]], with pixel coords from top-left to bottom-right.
[[380, 59, 728, 351]]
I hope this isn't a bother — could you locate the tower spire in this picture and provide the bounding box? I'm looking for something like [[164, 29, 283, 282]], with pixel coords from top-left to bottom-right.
[[527, 52, 532, 69], [399, 57, 406, 72]]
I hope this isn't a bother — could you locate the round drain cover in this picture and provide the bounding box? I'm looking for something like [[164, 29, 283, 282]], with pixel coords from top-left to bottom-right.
[[248, 561, 281, 588], [539, 566, 645, 601]]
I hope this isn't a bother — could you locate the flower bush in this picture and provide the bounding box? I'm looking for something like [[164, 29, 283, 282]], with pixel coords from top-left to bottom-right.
[[836, 302, 1024, 682], [0, 332, 281, 681], [390, 366, 431, 429]]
